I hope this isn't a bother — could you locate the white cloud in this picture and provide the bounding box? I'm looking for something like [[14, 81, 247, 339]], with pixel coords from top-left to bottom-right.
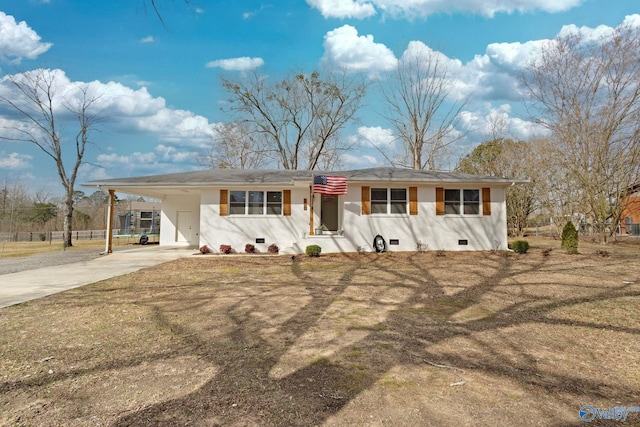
[[156, 144, 197, 162], [308, 0, 584, 20], [0, 68, 218, 149], [0, 12, 52, 63], [353, 126, 396, 148], [457, 105, 548, 141], [559, 13, 640, 41], [321, 25, 397, 73], [94, 149, 199, 176], [342, 152, 380, 168], [205, 57, 264, 71], [306, 0, 376, 19], [140, 36, 155, 43], [0, 152, 32, 169]]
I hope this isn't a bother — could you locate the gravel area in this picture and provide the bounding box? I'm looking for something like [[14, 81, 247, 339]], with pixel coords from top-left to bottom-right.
[[0, 249, 105, 275]]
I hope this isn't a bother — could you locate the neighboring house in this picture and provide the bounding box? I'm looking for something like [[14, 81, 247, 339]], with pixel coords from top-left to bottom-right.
[[85, 167, 525, 253], [621, 183, 640, 236]]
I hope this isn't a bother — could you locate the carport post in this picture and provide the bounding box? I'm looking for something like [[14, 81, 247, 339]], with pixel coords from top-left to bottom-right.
[[106, 189, 115, 254]]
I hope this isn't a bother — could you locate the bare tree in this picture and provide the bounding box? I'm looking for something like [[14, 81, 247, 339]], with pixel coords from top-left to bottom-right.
[[221, 70, 366, 170], [524, 24, 640, 242], [197, 122, 269, 169], [379, 46, 467, 170], [0, 179, 30, 238], [0, 69, 103, 248], [141, 0, 190, 24], [456, 138, 537, 236]]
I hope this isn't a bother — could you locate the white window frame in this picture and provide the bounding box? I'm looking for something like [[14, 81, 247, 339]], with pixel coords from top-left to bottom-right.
[[444, 189, 481, 216], [229, 190, 282, 215], [370, 187, 408, 215]]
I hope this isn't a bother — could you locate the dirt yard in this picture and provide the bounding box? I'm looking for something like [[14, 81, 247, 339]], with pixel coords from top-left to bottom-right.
[[1, 237, 639, 426]]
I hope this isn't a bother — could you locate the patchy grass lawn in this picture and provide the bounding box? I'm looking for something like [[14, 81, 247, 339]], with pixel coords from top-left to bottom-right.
[[0, 237, 140, 259], [1, 237, 640, 426]]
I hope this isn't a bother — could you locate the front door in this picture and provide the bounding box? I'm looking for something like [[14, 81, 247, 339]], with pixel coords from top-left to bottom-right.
[[176, 211, 192, 242], [320, 195, 339, 231]]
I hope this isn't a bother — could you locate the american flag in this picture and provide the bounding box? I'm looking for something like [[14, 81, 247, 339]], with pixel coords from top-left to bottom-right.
[[313, 175, 348, 195]]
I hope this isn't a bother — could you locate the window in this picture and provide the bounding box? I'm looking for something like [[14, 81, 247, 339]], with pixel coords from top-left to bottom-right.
[[248, 191, 263, 215], [463, 189, 480, 214], [443, 189, 481, 215], [370, 188, 407, 214], [229, 191, 246, 215], [229, 190, 283, 215], [371, 188, 388, 214], [266, 191, 282, 215], [444, 189, 460, 214]]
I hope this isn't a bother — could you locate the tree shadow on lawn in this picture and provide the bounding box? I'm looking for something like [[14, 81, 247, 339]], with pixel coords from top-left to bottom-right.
[[2, 251, 640, 426], [109, 252, 640, 426]]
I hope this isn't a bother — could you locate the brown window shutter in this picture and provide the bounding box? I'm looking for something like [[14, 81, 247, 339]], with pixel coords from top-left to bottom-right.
[[435, 187, 444, 216], [482, 187, 491, 216], [283, 190, 291, 216], [361, 186, 370, 215], [220, 189, 228, 216], [409, 187, 418, 215]]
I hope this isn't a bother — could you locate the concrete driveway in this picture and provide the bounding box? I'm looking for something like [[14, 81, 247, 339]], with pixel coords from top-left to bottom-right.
[[0, 246, 196, 309]]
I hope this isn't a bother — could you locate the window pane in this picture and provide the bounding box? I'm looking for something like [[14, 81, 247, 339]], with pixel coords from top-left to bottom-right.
[[230, 191, 246, 203], [371, 201, 387, 214], [266, 191, 282, 215], [444, 189, 460, 202], [229, 191, 245, 215], [390, 188, 406, 201], [444, 203, 460, 214], [390, 188, 407, 214], [463, 189, 479, 202], [371, 188, 388, 214], [267, 191, 281, 203], [371, 188, 387, 202], [463, 189, 480, 215], [444, 189, 460, 214], [464, 202, 480, 215], [248, 191, 264, 215], [390, 201, 407, 214]]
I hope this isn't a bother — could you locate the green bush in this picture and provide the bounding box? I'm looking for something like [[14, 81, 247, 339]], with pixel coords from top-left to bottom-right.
[[510, 240, 529, 254], [305, 244, 322, 257], [561, 221, 578, 254]]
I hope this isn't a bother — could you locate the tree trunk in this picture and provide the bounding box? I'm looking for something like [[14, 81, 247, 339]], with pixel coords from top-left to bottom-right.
[[63, 190, 74, 248]]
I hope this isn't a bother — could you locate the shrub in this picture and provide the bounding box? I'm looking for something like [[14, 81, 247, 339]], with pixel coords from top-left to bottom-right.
[[245, 243, 256, 254], [199, 245, 210, 254], [219, 244, 233, 254], [561, 221, 579, 254], [267, 243, 279, 254], [305, 244, 322, 257], [510, 240, 529, 254]]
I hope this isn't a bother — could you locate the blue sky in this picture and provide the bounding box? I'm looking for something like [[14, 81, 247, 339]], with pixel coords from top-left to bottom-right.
[[0, 0, 638, 196]]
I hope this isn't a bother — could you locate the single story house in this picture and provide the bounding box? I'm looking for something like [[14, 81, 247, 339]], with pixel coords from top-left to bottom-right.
[[86, 167, 525, 254]]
